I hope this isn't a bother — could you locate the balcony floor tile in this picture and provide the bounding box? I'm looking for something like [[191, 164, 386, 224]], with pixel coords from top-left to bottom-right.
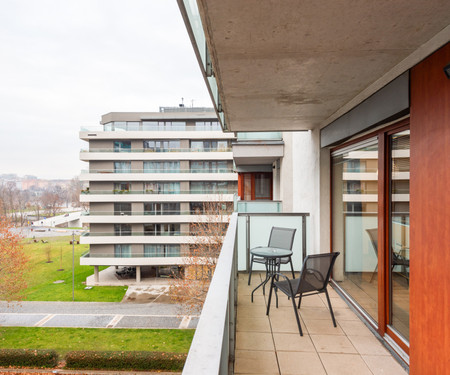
[[234, 272, 408, 375]]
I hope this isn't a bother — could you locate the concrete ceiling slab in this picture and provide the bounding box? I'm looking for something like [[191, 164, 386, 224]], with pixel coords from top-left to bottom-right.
[[197, 0, 450, 131]]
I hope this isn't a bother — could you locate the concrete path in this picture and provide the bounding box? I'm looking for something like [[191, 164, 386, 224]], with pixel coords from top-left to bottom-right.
[[0, 301, 198, 330]]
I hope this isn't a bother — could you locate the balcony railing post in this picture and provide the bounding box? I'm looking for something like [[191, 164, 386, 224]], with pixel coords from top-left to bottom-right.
[[302, 215, 307, 260]]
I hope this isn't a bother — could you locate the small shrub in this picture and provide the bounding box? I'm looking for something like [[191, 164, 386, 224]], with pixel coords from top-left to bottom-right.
[[64, 350, 186, 371], [0, 349, 59, 368]]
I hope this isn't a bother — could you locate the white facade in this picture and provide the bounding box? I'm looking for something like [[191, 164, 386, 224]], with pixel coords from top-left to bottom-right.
[[79, 109, 237, 279]]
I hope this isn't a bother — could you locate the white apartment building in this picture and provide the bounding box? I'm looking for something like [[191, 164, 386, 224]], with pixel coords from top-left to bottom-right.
[[79, 107, 237, 283]]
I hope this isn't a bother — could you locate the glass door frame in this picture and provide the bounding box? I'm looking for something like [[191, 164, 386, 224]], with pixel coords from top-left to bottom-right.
[[330, 118, 410, 355]]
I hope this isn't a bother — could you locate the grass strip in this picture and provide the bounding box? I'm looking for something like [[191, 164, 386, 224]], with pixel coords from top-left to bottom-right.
[[0, 327, 194, 356]]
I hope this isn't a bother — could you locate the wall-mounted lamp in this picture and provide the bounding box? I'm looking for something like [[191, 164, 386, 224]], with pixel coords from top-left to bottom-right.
[[444, 63, 450, 79]]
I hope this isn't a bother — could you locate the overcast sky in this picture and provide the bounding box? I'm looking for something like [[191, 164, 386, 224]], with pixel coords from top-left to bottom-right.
[[0, 0, 212, 180]]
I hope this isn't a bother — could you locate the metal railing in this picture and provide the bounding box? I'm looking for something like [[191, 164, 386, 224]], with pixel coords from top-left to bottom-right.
[[80, 125, 223, 132], [81, 251, 189, 258], [182, 213, 238, 374], [80, 147, 233, 153], [84, 211, 234, 216], [81, 189, 236, 195], [81, 168, 234, 174], [182, 212, 310, 374], [82, 231, 190, 237]]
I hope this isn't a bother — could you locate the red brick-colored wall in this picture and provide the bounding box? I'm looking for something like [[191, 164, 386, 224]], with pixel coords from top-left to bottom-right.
[[410, 42, 450, 374]]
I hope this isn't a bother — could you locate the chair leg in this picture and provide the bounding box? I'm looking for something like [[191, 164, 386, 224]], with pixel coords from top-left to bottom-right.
[[289, 258, 295, 279], [297, 294, 303, 309], [324, 289, 337, 327], [290, 293, 303, 336], [266, 278, 274, 316], [248, 255, 254, 285]]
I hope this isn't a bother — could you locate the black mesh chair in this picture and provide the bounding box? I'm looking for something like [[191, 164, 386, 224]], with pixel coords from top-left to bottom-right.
[[248, 227, 296, 285], [266, 252, 340, 336]]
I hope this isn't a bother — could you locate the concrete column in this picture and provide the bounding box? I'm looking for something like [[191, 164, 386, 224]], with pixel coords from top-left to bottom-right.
[[136, 266, 141, 283], [94, 266, 99, 283]]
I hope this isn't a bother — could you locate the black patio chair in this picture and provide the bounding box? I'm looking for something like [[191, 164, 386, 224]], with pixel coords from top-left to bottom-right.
[[248, 226, 296, 285], [266, 252, 340, 336]]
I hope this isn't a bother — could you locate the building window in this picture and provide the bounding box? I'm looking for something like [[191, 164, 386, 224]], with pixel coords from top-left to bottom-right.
[[190, 181, 233, 193], [114, 141, 131, 152], [114, 203, 131, 215], [190, 161, 228, 173], [331, 121, 410, 344], [190, 140, 229, 151], [238, 172, 273, 200], [144, 182, 180, 194], [144, 244, 180, 257], [143, 161, 180, 173], [194, 121, 221, 131], [389, 129, 410, 340], [143, 140, 180, 152], [113, 182, 130, 193], [142, 121, 186, 131], [114, 244, 131, 257], [114, 224, 132, 236], [114, 161, 131, 173], [332, 138, 379, 322], [144, 223, 180, 236], [144, 202, 180, 215]]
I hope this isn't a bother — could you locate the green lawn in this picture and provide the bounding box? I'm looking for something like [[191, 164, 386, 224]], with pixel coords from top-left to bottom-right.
[[0, 327, 194, 355], [22, 236, 127, 302]]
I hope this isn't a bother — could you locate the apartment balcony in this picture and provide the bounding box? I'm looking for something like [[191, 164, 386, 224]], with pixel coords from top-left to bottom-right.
[[80, 251, 188, 267], [182, 213, 407, 374], [82, 212, 231, 224], [233, 132, 284, 167], [79, 127, 235, 141], [80, 191, 236, 203], [235, 200, 282, 213], [80, 231, 205, 245], [79, 148, 233, 161], [79, 169, 237, 182]]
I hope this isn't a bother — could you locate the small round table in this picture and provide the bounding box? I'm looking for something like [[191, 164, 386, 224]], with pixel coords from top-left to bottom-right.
[[250, 247, 293, 302]]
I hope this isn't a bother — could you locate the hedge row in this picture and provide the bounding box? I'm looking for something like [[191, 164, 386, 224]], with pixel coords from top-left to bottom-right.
[[0, 349, 59, 368], [65, 350, 187, 371]]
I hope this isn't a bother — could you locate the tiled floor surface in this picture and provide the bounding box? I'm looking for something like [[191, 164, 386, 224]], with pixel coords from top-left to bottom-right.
[[235, 273, 408, 375]]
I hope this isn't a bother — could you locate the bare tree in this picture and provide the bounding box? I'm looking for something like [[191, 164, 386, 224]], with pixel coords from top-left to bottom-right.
[[41, 188, 64, 217], [169, 200, 232, 314], [69, 177, 83, 208], [0, 214, 29, 301]]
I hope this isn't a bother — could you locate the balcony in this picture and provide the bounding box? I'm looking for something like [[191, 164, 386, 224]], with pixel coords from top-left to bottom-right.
[[233, 132, 284, 167], [80, 190, 236, 204], [82, 211, 231, 224], [79, 169, 237, 182], [80, 231, 204, 245], [235, 200, 282, 213], [80, 250, 189, 267], [182, 213, 407, 374]]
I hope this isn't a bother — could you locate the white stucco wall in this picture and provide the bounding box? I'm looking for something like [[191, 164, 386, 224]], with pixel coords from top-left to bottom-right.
[[280, 130, 322, 255]]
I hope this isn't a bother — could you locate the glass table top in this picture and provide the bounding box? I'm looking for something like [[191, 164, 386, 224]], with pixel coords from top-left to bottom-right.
[[250, 247, 293, 258]]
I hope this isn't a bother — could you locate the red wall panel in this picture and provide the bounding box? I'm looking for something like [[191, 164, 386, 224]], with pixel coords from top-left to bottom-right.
[[410, 43, 450, 374]]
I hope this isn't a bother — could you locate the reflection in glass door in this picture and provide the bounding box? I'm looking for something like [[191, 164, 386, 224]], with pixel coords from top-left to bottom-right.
[[332, 139, 379, 322], [389, 130, 410, 340]]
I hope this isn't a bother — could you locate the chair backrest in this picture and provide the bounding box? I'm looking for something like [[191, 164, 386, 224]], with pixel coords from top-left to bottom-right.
[[366, 228, 378, 253], [297, 252, 340, 294], [268, 227, 296, 250]]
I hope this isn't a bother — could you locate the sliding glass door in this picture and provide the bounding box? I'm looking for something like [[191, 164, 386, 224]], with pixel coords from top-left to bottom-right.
[[331, 121, 410, 348], [389, 129, 410, 340], [332, 139, 379, 322]]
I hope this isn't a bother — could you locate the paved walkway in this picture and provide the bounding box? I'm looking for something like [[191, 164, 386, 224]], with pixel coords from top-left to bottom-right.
[[0, 300, 198, 330]]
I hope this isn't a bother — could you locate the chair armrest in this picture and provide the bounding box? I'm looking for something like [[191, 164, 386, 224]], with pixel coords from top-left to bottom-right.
[[270, 272, 296, 296]]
